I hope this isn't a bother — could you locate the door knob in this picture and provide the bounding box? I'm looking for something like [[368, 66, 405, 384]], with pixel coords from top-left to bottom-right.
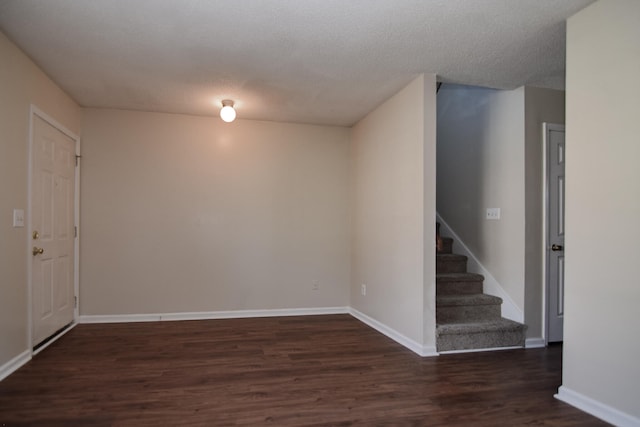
[[551, 244, 564, 252], [32, 246, 44, 256]]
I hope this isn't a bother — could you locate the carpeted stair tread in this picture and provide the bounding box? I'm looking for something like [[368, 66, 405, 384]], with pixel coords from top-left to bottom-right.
[[436, 272, 484, 282], [436, 318, 527, 351], [437, 318, 526, 335], [437, 294, 503, 323], [436, 294, 503, 307], [436, 273, 485, 295], [436, 254, 467, 261]]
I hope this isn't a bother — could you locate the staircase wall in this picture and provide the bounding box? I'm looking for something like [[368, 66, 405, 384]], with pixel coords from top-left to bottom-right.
[[436, 84, 527, 317], [437, 214, 523, 323], [350, 74, 438, 355]]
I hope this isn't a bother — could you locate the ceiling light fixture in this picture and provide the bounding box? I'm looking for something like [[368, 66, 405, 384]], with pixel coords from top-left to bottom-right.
[[220, 99, 236, 123]]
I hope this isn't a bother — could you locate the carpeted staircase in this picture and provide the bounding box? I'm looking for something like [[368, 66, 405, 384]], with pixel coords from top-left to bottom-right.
[[436, 228, 527, 352]]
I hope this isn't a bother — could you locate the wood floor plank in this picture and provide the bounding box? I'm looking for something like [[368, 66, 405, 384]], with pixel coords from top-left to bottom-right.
[[0, 315, 608, 426]]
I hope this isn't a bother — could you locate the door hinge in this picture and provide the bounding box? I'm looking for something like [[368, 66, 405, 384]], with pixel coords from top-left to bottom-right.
[[74, 226, 78, 238], [75, 154, 81, 167], [74, 296, 78, 308]]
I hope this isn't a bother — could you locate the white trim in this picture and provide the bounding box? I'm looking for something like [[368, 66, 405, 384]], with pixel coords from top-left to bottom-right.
[[79, 307, 350, 324], [439, 345, 522, 355], [556, 386, 640, 427], [27, 105, 81, 350], [0, 350, 31, 382], [30, 106, 79, 140], [27, 108, 34, 351], [33, 323, 77, 356], [525, 337, 546, 348], [436, 213, 524, 323], [542, 122, 549, 344], [74, 136, 81, 321], [349, 308, 438, 357]]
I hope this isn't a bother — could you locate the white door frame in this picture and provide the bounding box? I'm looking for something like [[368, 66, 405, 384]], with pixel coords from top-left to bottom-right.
[[542, 122, 565, 345], [27, 105, 81, 354]]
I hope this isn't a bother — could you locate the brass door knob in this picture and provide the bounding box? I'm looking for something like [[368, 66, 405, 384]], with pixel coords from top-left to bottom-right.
[[32, 246, 44, 256], [551, 244, 564, 252]]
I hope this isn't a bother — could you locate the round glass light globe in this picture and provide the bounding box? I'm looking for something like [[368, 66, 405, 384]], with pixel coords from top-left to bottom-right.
[[220, 105, 236, 122]]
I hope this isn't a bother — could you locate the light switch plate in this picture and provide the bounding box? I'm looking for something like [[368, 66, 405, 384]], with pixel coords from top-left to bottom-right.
[[486, 208, 501, 220], [13, 209, 25, 227]]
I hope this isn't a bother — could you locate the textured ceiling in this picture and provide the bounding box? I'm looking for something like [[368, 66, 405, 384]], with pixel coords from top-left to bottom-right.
[[0, 0, 594, 126]]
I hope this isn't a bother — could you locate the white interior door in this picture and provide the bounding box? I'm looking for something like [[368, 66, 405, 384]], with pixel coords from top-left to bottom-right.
[[546, 123, 566, 343], [31, 113, 77, 346]]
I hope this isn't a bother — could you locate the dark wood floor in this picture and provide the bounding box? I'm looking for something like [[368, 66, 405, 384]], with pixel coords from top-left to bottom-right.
[[0, 315, 608, 426]]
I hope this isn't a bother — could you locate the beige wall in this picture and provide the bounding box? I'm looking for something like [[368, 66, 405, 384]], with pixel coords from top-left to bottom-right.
[[422, 76, 438, 349], [350, 74, 437, 350], [0, 32, 81, 367], [437, 85, 526, 315], [80, 109, 350, 315], [561, 0, 640, 421], [524, 87, 565, 340]]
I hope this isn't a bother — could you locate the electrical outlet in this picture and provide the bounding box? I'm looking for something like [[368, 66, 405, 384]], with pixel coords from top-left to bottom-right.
[[486, 208, 501, 220], [312, 280, 319, 291], [361, 284, 366, 296]]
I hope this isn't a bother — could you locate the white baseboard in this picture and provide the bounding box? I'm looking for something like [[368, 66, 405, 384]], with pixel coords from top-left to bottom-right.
[[436, 213, 524, 323], [79, 313, 162, 323], [438, 345, 523, 355], [525, 337, 546, 348], [79, 306, 350, 324], [0, 350, 31, 382], [349, 308, 438, 357], [556, 386, 640, 427]]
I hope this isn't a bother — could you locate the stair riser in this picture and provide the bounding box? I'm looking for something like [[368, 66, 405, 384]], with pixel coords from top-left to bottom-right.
[[438, 238, 453, 254], [436, 259, 467, 274], [437, 304, 501, 323], [437, 329, 526, 352], [436, 281, 483, 295]]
